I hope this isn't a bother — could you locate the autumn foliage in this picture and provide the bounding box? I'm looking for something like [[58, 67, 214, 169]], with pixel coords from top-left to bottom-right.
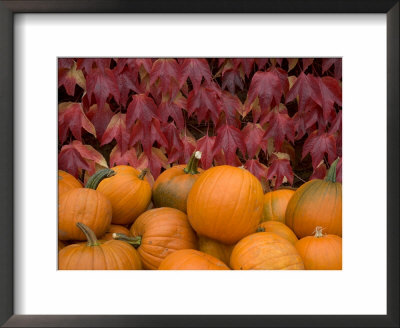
[[58, 58, 342, 189]]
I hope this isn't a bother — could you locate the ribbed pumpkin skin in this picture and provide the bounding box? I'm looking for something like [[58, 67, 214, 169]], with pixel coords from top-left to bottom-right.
[[187, 165, 264, 244], [58, 240, 142, 270], [285, 180, 342, 238], [261, 189, 295, 223], [96, 166, 152, 225], [230, 232, 304, 270], [58, 170, 82, 198], [102, 224, 131, 241], [152, 165, 203, 213], [257, 221, 298, 245], [58, 189, 112, 240], [159, 249, 230, 270], [130, 208, 197, 270], [295, 233, 342, 270], [197, 235, 234, 266]]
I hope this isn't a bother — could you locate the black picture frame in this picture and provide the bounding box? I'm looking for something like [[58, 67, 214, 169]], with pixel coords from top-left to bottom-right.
[[0, 1, 398, 327]]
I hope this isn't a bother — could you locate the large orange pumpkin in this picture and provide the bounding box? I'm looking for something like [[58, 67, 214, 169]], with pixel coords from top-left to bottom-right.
[[59, 223, 142, 270], [96, 167, 152, 225], [285, 158, 342, 238], [113, 208, 197, 270], [101, 224, 131, 241], [197, 235, 234, 266], [187, 165, 264, 244], [58, 169, 113, 241], [257, 221, 298, 245], [230, 232, 304, 270], [159, 249, 230, 270], [295, 226, 342, 270], [261, 189, 295, 223], [58, 170, 82, 198], [152, 151, 203, 213]]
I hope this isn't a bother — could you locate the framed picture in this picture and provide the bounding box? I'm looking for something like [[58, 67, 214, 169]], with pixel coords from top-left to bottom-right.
[[1, 1, 398, 327]]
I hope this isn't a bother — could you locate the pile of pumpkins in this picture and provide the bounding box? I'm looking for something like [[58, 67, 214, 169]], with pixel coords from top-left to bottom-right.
[[58, 151, 342, 270]]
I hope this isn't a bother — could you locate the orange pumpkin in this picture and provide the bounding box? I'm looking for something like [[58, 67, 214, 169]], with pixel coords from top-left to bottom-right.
[[113, 208, 197, 270], [58, 170, 82, 198], [58, 240, 66, 252], [159, 249, 230, 270], [197, 235, 234, 266], [96, 167, 152, 225], [230, 232, 304, 270], [295, 226, 342, 270], [59, 222, 142, 270], [152, 151, 203, 213], [58, 169, 113, 241], [285, 158, 342, 238], [261, 189, 295, 223], [101, 224, 131, 241], [187, 165, 264, 244], [257, 221, 298, 245]]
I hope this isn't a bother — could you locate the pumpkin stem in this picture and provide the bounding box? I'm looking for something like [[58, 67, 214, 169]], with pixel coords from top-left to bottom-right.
[[76, 222, 100, 246], [85, 169, 116, 189], [325, 158, 339, 183], [256, 226, 265, 232], [138, 169, 148, 180], [112, 233, 142, 248], [313, 226, 324, 238], [184, 151, 202, 175]]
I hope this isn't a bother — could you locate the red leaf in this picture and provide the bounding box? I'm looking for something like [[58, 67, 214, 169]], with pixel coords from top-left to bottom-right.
[[101, 113, 130, 154], [262, 104, 295, 151], [179, 131, 197, 164], [245, 69, 287, 114], [221, 68, 244, 94], [58, 61, 86, 96], [115, 66, 140, 107], [86, 103, 114, 140], [302, 131, 337, 169], [242, 123, 264, 158], [158, 93, 186, 129], [213, 124, 245, 165], [137, 147, 169, 179], [244, 159, 268, 181], [150, 59, 180, 97], [58, 58, 74, 70], [292, 103, 320, 140], [219, 91, 242, 127], [129, 119, 168, 157], [86, 67, 120, 111], [285, 72, 320, 112], [126, 94, 158, 129], [255, 58, 268, 70], [266, 156, 294, 189], [161, 122, 184, 163], [196, 135, 216, 169], [58, 102, 96, 143], [179, 58, 211, 90], [109, 145, 140, 168], [77, 58, 111, 75], [322, 58, 342, 80], [318, 76, 342, 120], [310, 161, 327, 180], [187, 86, 221, 125], [329, 110, 342, 134], [58, 140, 107, 178], [233, 58, 255, 78]]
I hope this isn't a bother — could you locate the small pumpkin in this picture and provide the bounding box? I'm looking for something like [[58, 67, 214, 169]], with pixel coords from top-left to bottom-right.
[[285, 158, 342, 238], [261, 189, 295, 223], [230, 232, 304, 270], [295, 226, 342, 270], [58, 169, 113, 241], [102, 224, 131, 241], [256, 221, 298, 245], [197, 235, 234, 266], [152, 151, 203, 213], [58, 170, 82, 198], [96, 167, 152, 225], [159, 249, 230, 270], [187, 165, 264, 244], [113, 207, 197, 270], [59, 222, 142, 270]]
